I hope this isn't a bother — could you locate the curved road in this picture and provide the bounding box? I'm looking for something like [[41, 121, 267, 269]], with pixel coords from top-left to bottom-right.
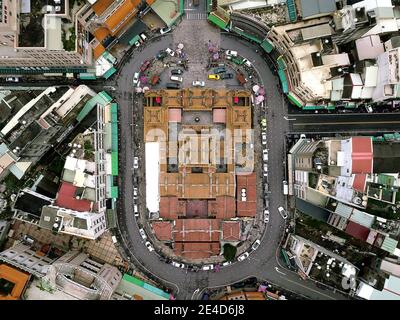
[[110, 31, 348, 300]]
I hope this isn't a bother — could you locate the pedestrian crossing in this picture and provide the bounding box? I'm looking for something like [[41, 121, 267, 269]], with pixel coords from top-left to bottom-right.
[[185, 12, 207, 20]]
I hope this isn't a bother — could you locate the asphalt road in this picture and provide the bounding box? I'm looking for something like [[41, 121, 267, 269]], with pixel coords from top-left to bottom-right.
[[108, 30, 349, 300], [289, 113, 400, 133]]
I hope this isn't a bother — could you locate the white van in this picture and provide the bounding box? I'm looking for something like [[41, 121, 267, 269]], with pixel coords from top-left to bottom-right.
[[170, 75, 183, 82], [283, 180, 288, 195], [134, 205, 139, 217]]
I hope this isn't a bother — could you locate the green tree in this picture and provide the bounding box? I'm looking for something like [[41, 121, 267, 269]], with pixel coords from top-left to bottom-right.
[[223, 243, 237, 261]]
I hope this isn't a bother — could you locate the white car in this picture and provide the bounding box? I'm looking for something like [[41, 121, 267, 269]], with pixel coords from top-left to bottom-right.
[[278, 206, 288, 219], [133, 187, 138, 199], [262, 132, 267, 145], [226, 50, 238, 57], [263, 164, 268, 173], [170, 75, 183, 82], [251, 239, 261, 251], [133, 157, 139, 169], [139, 228, 147, 240], [133, 72, 140, 85], [145, 241, 154, 252], [6, 77, 19, 82], [140, 33, 147, 41], [300, 134, 306, 139], [237, 252, 249, 262], [202, 264, 214, 271], [222, 261, 232, 267], [243, 58, 252, 67], [264, 209, 270, 223], [263, 149, 268, 161], [166, 48, 175, 57], [160, 27, 171, 35], [171, 261, 186, 268], [192, 80, 205, 87]]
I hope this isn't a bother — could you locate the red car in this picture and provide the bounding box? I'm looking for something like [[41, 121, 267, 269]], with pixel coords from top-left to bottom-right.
[[140, 60, 151, 72]]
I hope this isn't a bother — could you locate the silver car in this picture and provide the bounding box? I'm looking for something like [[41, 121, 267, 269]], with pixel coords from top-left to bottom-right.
[[237, 252, 249, 262], [139, 228, 147, 240]]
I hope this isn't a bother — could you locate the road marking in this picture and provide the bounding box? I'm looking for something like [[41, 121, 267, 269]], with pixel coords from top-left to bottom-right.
[[185, 12, 207, 20], [293, 121, 400, 126], [275, 267, 286, 275], [277, 274, 336, 300]]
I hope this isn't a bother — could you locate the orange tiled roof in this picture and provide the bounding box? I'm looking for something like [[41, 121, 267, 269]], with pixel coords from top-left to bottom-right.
[[93, 43, 106, 59], [236, 172, 257, 217], [94, 27, 111, 42], [92, 0, 115, 16], [0, 264, 30, 300], [105, 0, 140, 36]]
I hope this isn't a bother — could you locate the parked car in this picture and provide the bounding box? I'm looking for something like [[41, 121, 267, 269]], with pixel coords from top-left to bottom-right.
[[170, 75, 183, 82], [160, 27, 171, 35], [6, 77, 20, 82], [192, 80, 205, 87], [214, 66, 226, 74], [220, 73, 233, 79], [171, 69, 184, 75], [365, 105, 373, 113], [226, 50, 238, 57], [133, 187, 138, 199], [133, 72, 140, 85], [261, 118, 267, 128], [171, 261, 186, 268], [263, 163, 268, 173], [202, 264, 214, 271], [166, 82, 180, 89], [222, 261, 232, 267], [261, 132, 267, 145], [133, 157, 139, 169], [140, 60, 151, 72], [134, 204, 139, 217], [264, 210, 270, 223], [140, 33, 147, 41], [166, 47, 175, 56], [263, 149, 268, 161], [208, 74, 220, 80], [237, 252, 249, 262], [145, 241, 154, 252], [243, 58, 252, 67], [156, 50, 167, 60], [278, 206, 288, 219], [139, 228, 147, 240], [251, 240, 261, 251]]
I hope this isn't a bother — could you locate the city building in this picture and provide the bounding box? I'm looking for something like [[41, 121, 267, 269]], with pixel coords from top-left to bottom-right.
[[0, 263, 30, 300], [288, 136, 400, 256], [12, 91, 119, 240], [111, 273, 170, 300], [0, 0, 90, 74], [144, 88, 256, 260], [0, 85, 96, 181]]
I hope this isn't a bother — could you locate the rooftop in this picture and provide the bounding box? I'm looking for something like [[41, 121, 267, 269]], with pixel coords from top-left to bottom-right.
[[55, 182, 92, 212]]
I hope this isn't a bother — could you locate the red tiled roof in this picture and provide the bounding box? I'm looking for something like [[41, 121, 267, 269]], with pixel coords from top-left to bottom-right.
[[353, 174, 367, 192], [174, 242, 220, 259], [160, 197, 186, 219], [213, 109, 226, 123], [174, 219, 221, 242], [208, 196, 236, 219], [168, 109, 182, 122], [222, 221, 241, 241], [236, 173, 257, 217], [55, 182, 92, 212], [345, 221, 370, 241], [152, 221, 173, 241], [351, 137, 373, 174]]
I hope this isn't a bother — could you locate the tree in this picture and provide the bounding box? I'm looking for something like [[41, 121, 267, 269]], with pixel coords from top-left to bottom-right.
[[223, 243, 237, 261]]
